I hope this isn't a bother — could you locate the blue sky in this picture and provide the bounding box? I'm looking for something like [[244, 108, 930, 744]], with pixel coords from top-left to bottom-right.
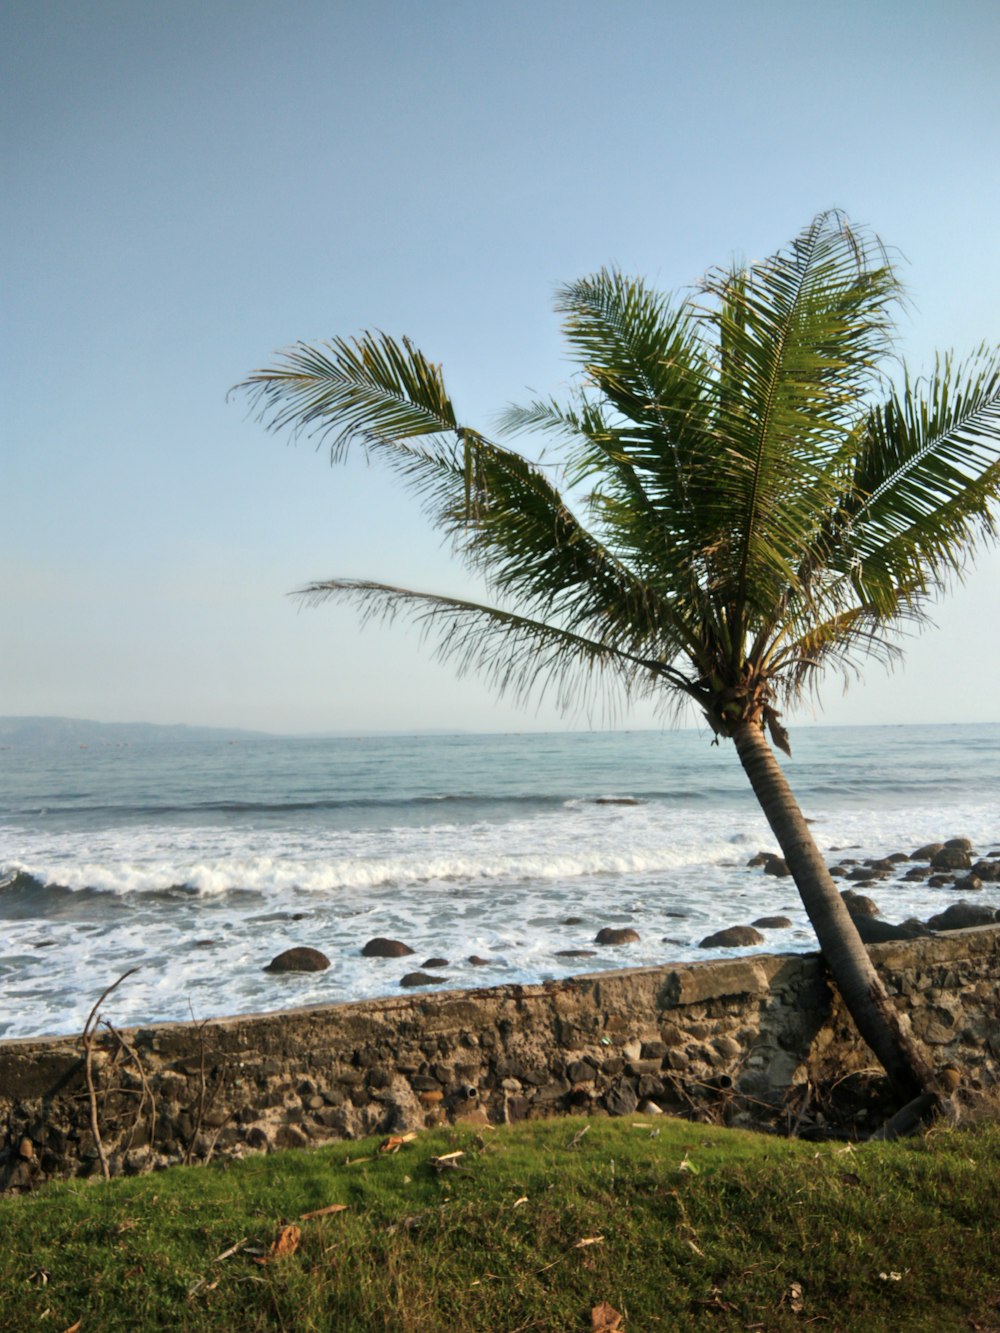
[[4, 0, 999, 734]]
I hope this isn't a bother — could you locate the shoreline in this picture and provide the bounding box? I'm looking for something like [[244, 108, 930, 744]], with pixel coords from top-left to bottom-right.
[[2, 833, 998, 1043]]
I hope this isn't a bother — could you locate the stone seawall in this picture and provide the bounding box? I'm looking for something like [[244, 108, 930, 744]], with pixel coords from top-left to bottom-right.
[[2, 927, 998, 1192]]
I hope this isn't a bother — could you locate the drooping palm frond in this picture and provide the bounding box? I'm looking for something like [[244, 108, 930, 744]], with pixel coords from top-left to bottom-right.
[[764, 587, 929, 699], [236, 333, 460, 451], [238, 331, 700, 670], [296, 579, 690, 715], [841, 346, 1000, 605]]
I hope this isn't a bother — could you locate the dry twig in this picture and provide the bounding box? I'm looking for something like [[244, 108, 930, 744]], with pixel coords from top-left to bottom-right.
[[80, 969, 140, 1180]]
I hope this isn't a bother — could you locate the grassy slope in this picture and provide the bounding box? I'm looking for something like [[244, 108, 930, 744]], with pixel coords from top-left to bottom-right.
[[1, 1116, 998, 1332]]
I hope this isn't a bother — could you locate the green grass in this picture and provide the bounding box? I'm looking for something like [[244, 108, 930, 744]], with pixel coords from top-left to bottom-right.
[[1, 1116, 998, 1331]]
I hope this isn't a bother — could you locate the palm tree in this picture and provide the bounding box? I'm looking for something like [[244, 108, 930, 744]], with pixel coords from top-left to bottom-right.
[[238, 212, 1000, 1111]]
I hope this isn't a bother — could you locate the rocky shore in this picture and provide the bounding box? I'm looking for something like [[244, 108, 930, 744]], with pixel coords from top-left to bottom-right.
[[262, 835, 1000, 982]]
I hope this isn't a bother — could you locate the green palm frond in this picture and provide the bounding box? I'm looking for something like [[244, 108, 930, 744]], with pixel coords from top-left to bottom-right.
[[699, 212, 905, 630], [236, 333, 459, 451], [843, 346, 1000, 603], [296, 579, 690, 713], [238, 331, 698, 666], [553, 270, 715, 511]]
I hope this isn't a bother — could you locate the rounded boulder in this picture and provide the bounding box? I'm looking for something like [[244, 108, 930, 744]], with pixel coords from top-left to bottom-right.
[[699, 926, 764, 949], [362, 937, 415, 958], [264, 947, 331, 973], [595, 927, 640, 945]]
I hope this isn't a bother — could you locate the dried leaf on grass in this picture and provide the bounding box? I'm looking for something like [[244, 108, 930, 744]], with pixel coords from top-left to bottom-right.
[[299, 1203, 349, 1221], [253, 1224, 302, 1265], [60, 1323, 82, 1333], [591, 1301, 623, 1331], [272, 1224, 302, 1258], [379, 1132, 419, 1154], [789, 1280, 805, 1313], [573, 1235, 605, 1249]]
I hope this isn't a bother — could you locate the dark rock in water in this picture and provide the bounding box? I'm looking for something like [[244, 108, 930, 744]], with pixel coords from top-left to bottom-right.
[[594, 796, 641, 805], [467, 955, 491, 966], [746, 851, 772, 867], [841, 890, 880, 917], [362, 937, 414, 958], [595, 927, 640, 945], [903, 866, 931, 881], [562, 916, 586, 925], [264, 947, 331, 973], [699, 925, 764, 948], [828, 864, 847, 877], [555, 948, 597, 958], [953, 875, 983, 893], [944, 837, 973, 851], [399, 971, 446, 987], [911, 842, 943, 860], [867, 858, 898, 873], [421, 957, 450, 968], [931, 846, 972, 871], [971, 860, 1000, 882], [752, 915, 793, 929], [852, 915, 930, 944], [926, 901, 1000, 931], [928, 874, 953, 887], [763, 856, 791, 877], [848, 865, 886, 881]]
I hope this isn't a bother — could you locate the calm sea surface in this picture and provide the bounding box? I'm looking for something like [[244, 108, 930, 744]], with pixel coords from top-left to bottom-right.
[[1, 724, 998, 1038]]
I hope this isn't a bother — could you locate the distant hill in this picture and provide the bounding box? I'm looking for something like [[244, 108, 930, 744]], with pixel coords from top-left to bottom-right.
[[0, 716, 275, 748]]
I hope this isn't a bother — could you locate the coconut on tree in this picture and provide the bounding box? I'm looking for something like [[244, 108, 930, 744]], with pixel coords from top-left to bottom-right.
[[238, 211, 1000, 1117]]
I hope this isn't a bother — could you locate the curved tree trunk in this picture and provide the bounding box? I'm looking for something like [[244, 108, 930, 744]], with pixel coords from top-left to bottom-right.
[[731, 720, 935, 1103]]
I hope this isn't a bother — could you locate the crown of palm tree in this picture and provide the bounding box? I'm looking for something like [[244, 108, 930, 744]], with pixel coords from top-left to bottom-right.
[[238, 211, 1000, 750]]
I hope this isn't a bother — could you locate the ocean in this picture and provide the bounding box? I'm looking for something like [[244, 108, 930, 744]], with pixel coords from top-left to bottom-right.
[[1, 723, 998, 1040]]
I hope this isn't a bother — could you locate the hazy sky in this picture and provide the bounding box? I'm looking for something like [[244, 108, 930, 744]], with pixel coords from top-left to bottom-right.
[[4, 0, 999, 735]]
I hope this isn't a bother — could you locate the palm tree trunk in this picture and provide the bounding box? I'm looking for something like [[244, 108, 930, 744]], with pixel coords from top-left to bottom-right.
[[730, 720, 935, 1103]]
